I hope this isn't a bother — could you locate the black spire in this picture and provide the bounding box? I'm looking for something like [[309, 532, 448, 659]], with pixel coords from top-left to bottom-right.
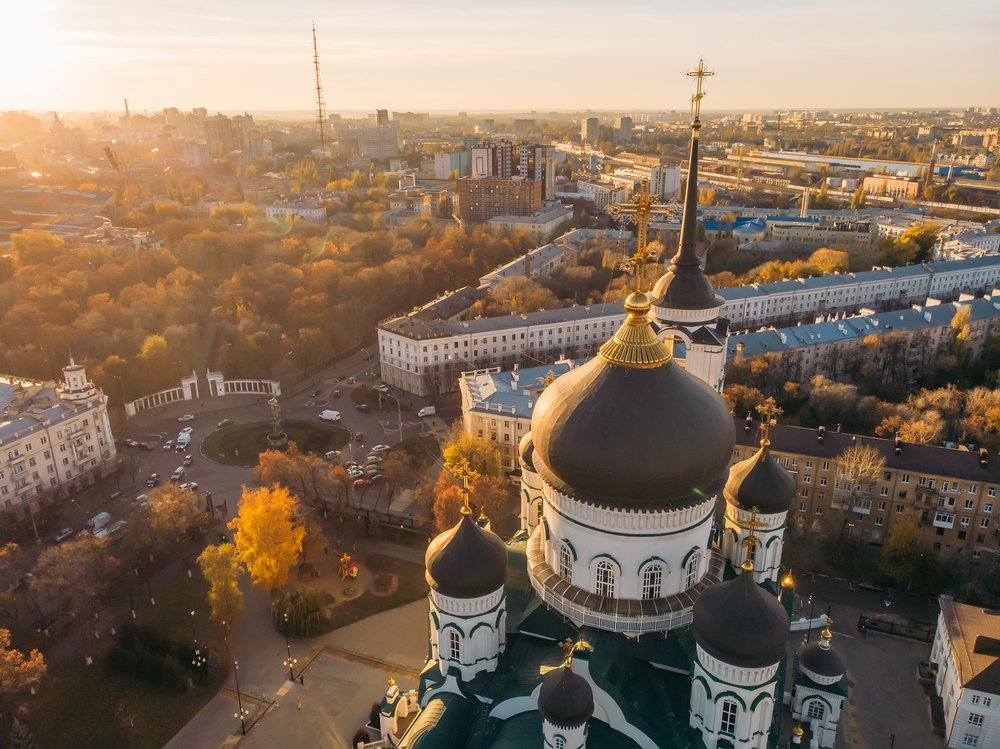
[[674, 119, 703, 272]]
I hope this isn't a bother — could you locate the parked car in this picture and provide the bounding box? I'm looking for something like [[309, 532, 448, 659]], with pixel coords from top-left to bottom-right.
[[147, 473, 160, 487], [133, 494, 148, 508], [124, 439, 138, 448], [377, 385, 390, 394], [354, 478, 371, 488], [87, 512, 111, 531], [365, 465, 383, 476], [179, 481, 199, 493], [365, 455, 383, 464], [218, 418, 233, 428], [347, 467, 364, 478], [324, 450, 341, 461], [333, 389, 341, 398], [179, 427, 193, 435], [355, 403, 371, 413], [368, 474, 384, 483], [178, 414, 195, 422], [108, 520, 128, 537], [371, 444, 391, 454], [171, 467, 186, 482], [183, 454, 194, 466], [319, 410, 341, 422], [348, 376, 357, 384], [139, 442, 154, 451], [311, 389, 322, 397], [354, 432, 364, 441], [54, 528, 74, 543], [418, 406, 436, 417], [162, 439, 174, 451], [93, 528, 109, 539]]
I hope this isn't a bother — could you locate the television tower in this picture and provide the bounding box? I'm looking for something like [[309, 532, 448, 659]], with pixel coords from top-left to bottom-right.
[[312, 21, 327, 150]]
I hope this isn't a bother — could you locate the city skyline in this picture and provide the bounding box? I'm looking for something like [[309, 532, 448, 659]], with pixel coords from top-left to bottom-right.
[[6, 0, 999, 113]]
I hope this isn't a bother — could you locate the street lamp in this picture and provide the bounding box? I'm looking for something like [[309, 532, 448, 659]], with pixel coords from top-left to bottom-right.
[[233, 659, 249, 735], [190, 610, 196, 642], [70, 498, 87, 522], [192, 648, 207, 675], [805, 595, 817, 642], [282, 613, 298, 681]]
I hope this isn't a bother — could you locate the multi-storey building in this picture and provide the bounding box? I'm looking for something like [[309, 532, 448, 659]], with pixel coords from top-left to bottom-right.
[[732, 417, 1000, 558], [863, 175, 921, 200], [581, 117, 599, 145], [484, 203, 573, 243], [458, 141, 555, 222], [0, 362, 117, 520], [262, 201, 327, 223], [931, 598, 1000, 749], [336, 116, 399, 159], [767, 221, 878, 252], [479, 238, 579, 288]]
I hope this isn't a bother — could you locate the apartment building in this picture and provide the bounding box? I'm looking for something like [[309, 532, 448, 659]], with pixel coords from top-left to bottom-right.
[[459, 361, 579, 472], [733, 418, 1000, 558], [485, 203, 573, 243], [262, 201, 327, 223], [768, 221, 878, 252], [863, 175, 921, 200], [0, 362, 117, 520], [727, 295, 1000, 383], [931, 598, 1000, 749]]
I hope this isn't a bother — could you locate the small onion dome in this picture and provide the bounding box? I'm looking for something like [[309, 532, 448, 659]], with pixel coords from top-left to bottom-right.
[[519, 432, 536, 473], [693, 570, 791, 669], [724, 440, 795, 515], [530, 292, 735, 505], [797, 619, 846, 680], [425, 514, 507, 598], [649, 259, 720, 311], [538, 666, 594, 729]]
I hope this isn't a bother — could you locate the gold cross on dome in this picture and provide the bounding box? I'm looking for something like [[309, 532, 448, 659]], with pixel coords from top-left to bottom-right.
[[755, 397, 782, 446], [607, 178, 680, 293], [558, 635, 593, 667], [740, 506, 767, 572], [452, 459, 478, 516], [687, 58, 714, 121]]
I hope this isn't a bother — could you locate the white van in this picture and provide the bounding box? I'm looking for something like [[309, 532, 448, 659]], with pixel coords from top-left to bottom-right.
[[176, 433, 191, 449], [87, 512, 111, 531], [319, 410, 341, 422], [418, 406, 435, 418]]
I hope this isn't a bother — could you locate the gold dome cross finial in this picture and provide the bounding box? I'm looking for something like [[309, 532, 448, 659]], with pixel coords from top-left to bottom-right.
[[740, 506, 768, 572], [755, 397, 783, 447], [558, 634, 594, 668], [687, 58, 715, 123], [452, 459, 478, 516], [607, 177, 680, 294]]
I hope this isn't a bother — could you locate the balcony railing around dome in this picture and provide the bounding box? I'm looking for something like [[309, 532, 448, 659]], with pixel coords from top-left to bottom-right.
[[526, 527, 725, 635]]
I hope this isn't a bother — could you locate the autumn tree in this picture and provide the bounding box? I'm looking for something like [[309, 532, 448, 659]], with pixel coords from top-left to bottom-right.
[[0, 629, 44, 709], [147, 483, 204, 548], [879, 510, 923, 588], [808, 248, 850, 274], [228, 486, 304, 590], [432, 478, 466, 535], [832, 444, 886, 552], [471, 475, 514, 528], [34, 533, 119, 614], [197, 543, 243, 641], [442, 425, 505, 479]]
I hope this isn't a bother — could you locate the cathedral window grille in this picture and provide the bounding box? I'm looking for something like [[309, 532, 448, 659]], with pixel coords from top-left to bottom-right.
[[685, 553, 700, 589], [746, 541, 756, 568], [641, 565, 662, 600], [448, 630, 461, 662], [595, 561, 615, 598], [554, 737, 566, 749], [806, 701, 826, 721], [558, 544, 573, 581], [720, 699, 738, 736]]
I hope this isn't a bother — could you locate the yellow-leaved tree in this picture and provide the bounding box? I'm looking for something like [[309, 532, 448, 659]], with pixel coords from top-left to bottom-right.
[[228, 486, 304, 590], [197, 543, 243, 640], [0, 628, 45, 702]]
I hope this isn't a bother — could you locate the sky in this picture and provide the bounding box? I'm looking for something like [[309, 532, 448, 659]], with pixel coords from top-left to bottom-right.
[[5, 0, 999, 115]]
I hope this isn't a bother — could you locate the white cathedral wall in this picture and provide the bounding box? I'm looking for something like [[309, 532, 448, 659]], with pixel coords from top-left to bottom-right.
[[542, 482, 716, 599], [428, 587, 506, 682], [691, 649, 778, 749], [791, 686, 843, 749], [722, 505, 787, 584], [521, 466, 544, 532]]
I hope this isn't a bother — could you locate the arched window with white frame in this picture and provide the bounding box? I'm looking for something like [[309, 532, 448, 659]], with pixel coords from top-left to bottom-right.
[[685, 551, 701, 589], [641, 563, 662, 600], [806, 700, 826, 721], [558, 543, 573, 581], [595, 560, 616, 598], [720, 699, 738, 736]]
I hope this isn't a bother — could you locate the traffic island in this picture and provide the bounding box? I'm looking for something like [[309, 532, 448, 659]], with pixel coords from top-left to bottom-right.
[[201, 419, 351, 467]]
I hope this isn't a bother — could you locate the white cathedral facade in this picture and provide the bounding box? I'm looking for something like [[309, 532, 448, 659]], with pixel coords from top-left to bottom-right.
[[372, 77, 847, 749]]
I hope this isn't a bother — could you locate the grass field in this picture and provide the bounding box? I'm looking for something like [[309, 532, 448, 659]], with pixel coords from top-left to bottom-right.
[[201, 419, 351, 467], [349, 387, 412, 412], [29, 571, 228, 749]]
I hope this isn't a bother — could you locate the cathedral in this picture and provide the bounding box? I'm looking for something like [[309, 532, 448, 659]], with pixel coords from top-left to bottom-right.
[[374, 64, 847, 749]]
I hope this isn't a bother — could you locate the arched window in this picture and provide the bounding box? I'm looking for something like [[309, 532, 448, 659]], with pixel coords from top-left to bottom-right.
[[720, 699, 738, 736], [641, 564, 662, 600], [448, 630, 461, 662], [554, 737, 566, 749], [746, 538, 757, 568], [534, 501, 543, 526], [595, 560, 615, 598], [558, 544, 573, 581], [806, 700, 826, 721], [685, 552, 700, 589]]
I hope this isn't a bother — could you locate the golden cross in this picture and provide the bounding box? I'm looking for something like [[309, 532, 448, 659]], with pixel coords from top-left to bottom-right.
[[608, 178, 681, 293], [740, 506, 768, 572], [755, 397, 782, 446], [558, 635, 593, 667], [542, 370, 556, 387], [452, 459, 478, 516], [687, 58, 714, 121]]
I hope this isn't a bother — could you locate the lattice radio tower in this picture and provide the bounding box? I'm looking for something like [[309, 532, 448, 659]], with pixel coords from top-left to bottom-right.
[[312, 21, 327, 150]]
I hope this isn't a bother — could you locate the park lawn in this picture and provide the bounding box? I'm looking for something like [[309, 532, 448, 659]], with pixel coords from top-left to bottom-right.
[[200, 419, 351, 467], [349, 387, 412, 412], [388, 433, 441, 474], [29, 571, 228, 749]]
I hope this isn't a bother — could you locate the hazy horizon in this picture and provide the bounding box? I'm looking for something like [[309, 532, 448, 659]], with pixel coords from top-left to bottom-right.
[[6, 0, 999, 113]]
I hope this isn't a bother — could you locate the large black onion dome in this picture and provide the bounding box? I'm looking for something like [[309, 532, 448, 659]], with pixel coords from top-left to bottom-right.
[[724, 442, 795, 515], [693, 571, 790, 669], [530, 340, 735, 504], [519, 433, 536, 473], [650, 265, 720, 311], [798, 621, 846, 679], [538, 666, 594, 729], [425, 514, 507, 598]]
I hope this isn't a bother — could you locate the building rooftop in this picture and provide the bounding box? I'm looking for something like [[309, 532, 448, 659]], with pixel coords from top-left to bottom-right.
[[939, 598, 1000, 695], [462, 361, 580, 418]]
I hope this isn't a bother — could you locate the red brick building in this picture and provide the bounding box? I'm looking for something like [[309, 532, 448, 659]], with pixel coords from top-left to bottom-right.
[[457, 177, 543, 223]]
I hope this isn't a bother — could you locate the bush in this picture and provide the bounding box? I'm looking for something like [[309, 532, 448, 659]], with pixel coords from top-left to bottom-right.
[[107, 626, 199, 692], [272, 588, 330, 638], [9, 720, 40, 749], [119, 624, 174, 657], [353, 728, 372, 747], [206, 649, 223, 676], [161, 656, 185, 690], [369, 701, 381, 726]]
